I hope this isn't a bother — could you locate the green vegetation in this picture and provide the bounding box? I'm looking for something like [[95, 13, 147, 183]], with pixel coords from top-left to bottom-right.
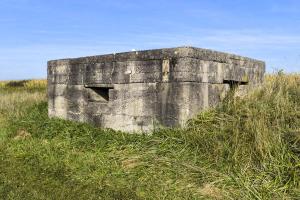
[[0, 75, 299, 199]]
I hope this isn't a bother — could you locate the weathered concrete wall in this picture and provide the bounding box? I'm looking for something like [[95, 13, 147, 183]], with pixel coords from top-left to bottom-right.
[[48, 47, 265, 132]]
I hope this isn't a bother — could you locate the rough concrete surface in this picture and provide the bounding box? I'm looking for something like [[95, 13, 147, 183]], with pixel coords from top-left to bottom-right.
[[48, 46, 265, 132]]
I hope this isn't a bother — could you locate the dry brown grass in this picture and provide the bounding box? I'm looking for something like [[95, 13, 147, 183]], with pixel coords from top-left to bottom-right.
[[0, 79, 47, 89], [0, 80, 46, 129], [0, 90, 46, 117], [24, 79, 47, 89]]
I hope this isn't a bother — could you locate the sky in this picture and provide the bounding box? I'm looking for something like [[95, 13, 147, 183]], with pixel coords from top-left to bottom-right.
[[0, 0, 299, 80]]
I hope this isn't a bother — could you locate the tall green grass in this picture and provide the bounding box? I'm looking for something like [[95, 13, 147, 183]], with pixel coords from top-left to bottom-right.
[[0, 74, 299, 199]]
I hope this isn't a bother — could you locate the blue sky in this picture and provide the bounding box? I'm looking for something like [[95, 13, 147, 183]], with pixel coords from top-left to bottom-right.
[[0, 0, 299, 80]]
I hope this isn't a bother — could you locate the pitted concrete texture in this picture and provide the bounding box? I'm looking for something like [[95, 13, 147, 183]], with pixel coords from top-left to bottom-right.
[[48, 46, 265, 132]]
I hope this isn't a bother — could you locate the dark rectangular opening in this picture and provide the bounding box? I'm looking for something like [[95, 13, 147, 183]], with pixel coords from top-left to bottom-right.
[[85, 84, 114, 102], [223, 80, 248, 90], [90, 87, 110, 101], [223, 80, 248, 85]]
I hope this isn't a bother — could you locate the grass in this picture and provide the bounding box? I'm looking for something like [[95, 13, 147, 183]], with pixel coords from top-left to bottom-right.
[[0, 74, 299, 199], [0, 79, 47, 89]]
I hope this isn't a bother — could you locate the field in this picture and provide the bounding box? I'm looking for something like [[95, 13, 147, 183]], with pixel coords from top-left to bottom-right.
[[0, 74, 299, 199]]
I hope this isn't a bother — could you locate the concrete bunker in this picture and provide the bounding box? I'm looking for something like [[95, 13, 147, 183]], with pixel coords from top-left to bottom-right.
[[48, 46, 265, 132]]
